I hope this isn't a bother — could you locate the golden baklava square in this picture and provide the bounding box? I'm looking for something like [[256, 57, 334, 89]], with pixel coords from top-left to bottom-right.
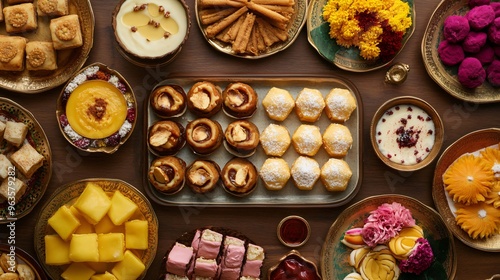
[[26, 41, 57, 70], [37, 0, 69, 17], [3, 3, 38, 34], [0, 35, 26, 71], [50, 14, 83, 50]]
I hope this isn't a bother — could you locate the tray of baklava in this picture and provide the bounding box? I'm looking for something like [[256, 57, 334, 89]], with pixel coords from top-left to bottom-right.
[[143, 76, 363, 207]]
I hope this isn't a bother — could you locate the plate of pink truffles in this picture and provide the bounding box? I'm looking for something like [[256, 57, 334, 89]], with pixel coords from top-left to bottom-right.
[[422, 0, 500, 103]]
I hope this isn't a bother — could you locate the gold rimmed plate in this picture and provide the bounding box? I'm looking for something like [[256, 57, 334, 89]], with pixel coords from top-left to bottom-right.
[[33, 178, 159, 280], [0, 243, 48, 280], [0, 0, 94, 94], [432, 128, 500, 251], [422, 0, 500, 103], [321, 194, 456, 279], [195, 0, 307, 59], [307, 0, 415, 72], [55, 62, 137, 154], [0, 98, 52, 223]]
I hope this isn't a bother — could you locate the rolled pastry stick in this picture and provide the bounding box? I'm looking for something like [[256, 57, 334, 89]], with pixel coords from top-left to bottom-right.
[[221, 15, 246, 42], [199, 0, 244, 7], [200, 7, 237, 25], [251, 0, 294, 6], [233, 13, 256, 54], [246, 26, 259, 55], [246, 2, 288, 24], [256, 18, 280, 47], [206, 6, 249, 38], [256, 17, 288, 41], [261, 4, 295, 13]]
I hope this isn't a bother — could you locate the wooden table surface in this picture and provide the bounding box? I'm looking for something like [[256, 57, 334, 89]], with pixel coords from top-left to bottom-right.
[[1, 0, 500, 279]]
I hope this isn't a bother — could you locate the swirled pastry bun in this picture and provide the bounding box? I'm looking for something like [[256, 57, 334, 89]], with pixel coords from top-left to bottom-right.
[[150, 84, 187, 118], [148, 156, 186, 194], [187, 81, 222, 117], [222, 82, 258, 119]]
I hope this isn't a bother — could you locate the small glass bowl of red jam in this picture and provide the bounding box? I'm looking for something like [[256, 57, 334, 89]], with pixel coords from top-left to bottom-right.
[[277, 215, 311, 248], [268, 250, 321, 280]]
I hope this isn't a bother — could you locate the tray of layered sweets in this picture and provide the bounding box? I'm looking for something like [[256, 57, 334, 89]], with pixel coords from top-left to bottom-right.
[[144, 76, 362, 206], [0, 0, 94, 93]]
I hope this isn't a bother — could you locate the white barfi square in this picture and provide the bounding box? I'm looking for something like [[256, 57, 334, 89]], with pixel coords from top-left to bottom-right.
[[3, 121, 28, 147], [10, 143, 44, 178]]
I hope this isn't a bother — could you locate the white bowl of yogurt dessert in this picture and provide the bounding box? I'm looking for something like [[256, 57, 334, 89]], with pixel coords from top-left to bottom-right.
[[112, 0, 190, 66], [370, 96, 444, 172]]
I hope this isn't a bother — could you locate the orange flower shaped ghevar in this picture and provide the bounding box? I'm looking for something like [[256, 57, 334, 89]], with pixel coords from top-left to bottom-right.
[[480, 145, 500, 177], [443, 154, 494, 205], [455, 202, 500, 239], [485, 181, 500, 208]]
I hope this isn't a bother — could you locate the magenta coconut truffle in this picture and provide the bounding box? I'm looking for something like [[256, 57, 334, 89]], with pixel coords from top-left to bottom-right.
[[467, 5, 495, 30], [487, 60, 500, 86], [443, 15, 470, 42], [438, 40, 465, 66], [458, 57, 486, 88], [462, 31, 487, 53]]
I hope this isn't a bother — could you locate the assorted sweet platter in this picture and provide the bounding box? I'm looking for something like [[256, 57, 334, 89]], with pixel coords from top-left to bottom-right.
[[0, 0, 94, 94], [0, 97, 52, 223], [433, 128, 500, 252], [144, 76, 363, 207]]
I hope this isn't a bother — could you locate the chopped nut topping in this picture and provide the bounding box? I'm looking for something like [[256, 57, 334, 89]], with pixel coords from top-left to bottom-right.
[[158, 95, 172, 110], [8, 8, 28, 28], [231, 124, 248, 142], [234, 166, 249, 186], [164, 31, 171, 38], [153, 167, 170, 183], [189, 168, 210, 186], [149, 129, 172, 147], [0, 42, 18, 63], [164, 11, 171, 18], [159, 5, 165, 13], [27, 47, 46, 68], [227, 90, 246, 107], [192, 126, 209, 142], [190, 92, 210, 110], [87, 98, 108, 121], [55, 21, 78, 41], [131, 26, 138, 32], [38, 0, 58, 13]]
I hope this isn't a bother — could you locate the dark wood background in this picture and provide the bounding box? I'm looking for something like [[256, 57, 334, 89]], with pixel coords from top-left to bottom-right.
[[1, 0, 500, 279]]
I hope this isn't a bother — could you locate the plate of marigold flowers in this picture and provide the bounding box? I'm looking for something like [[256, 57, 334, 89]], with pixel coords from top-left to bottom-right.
[[307, 0, 415, 72]]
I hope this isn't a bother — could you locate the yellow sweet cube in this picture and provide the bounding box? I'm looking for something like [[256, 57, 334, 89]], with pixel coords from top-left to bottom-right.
[[70, 205, 95, 234], [61, 262, 96, 280], [74, 182, 111, 224], [125, 220, 148, 250], [90, 272, 118, 280], [111, 250, 145, 280], [69, 233, 99, 262], [98, 233, 125, 262], [108, 191, 138, 226], [48, 205, 81, 241], [44, 235, 70, 265], [87, 262, 111, 274], [95, 214, 124, 234]]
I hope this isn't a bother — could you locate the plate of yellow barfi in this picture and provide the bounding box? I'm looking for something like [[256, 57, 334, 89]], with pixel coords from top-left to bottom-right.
[[0, 97, 52, 223], [33, 178, 159, 280], [0, 0, 94, 93]]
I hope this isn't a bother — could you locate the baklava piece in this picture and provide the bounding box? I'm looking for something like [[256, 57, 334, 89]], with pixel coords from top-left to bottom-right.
[[295, 88, 325, 122], [259, 124, 290, 157], [186, 159, 220, 194], [224, 120, 259, 157], [37, 0, 69, 17], [148, 120, 185, 156], [50, 14, 83, 50], [186, 118, 223, 155], [3, 3, 37, 34], [3, 120, 28, 147], [187, 81, 222, 117], [262, 87, 295, 121], [221, 157, 258, 196], [26, 41, 57, 71], [322, 123, 353, 158], [291, 156, 320, 191], [222, 82, 258, 118], [292, 124, 323, 157], [10, 143, 44, 178], [320, 158, 352, 192], [0, 155, 13, 180], [0, 35, 27, 71], [0, 177, 26, 203], [150, 84, 187, 118], [259, 158, 290, 191], [148, 156, 186, 194], [324, 88, 357, 122]]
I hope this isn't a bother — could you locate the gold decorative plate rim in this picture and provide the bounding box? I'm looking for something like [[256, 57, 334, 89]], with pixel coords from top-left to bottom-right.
[[0, 97, 52, 223], [0, 0, 95, 94], [33, 178, 159, 280], [432, 128, 500, 251]]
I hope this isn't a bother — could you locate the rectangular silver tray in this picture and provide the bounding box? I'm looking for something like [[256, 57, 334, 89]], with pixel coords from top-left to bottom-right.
[[143, 76, 363, 207]]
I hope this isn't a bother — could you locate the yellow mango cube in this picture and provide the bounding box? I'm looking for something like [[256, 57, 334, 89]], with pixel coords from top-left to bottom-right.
[[98, 233, 125, 262], [61, 262, 96, 280], [108, 191, 138, 226], [87, 262, 111, 274], [74, 182, 111, 224], [69, 233, 99, 262], [44, 235, 70, 265], [70, 205, 95, 234], [111, 250, 145, 280], [48, 205, 81, 241], [95, 214, 124, 234], [125, 220, 148, 250], [90, 272, 118, 280]]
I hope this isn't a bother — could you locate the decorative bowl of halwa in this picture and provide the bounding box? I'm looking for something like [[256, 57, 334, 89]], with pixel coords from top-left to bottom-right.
[[112, 0, 191, 67], [370, 96, 444, 172], [56, 62, 137, 154]]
